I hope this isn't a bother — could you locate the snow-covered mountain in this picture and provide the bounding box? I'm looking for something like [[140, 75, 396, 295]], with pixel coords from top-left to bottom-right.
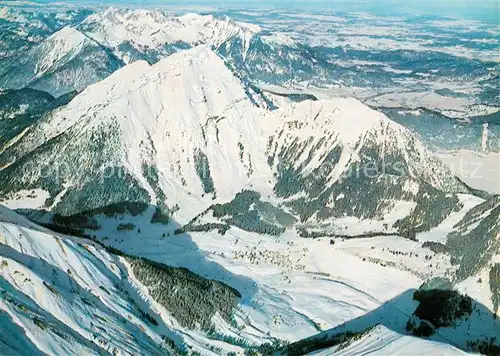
[[447, 195, 500, 283], [1, 6, 498, 120], [0, 45, 497, 352], [0, 44, 471, 235], [278, 324, 472, 355], [0, 46, 269, 218], [265, 98, 468, 234], [0, 26, 123, 97], [78, 8, 259, 64], [380, 108, 500, 153], [0, 204, 174, 355]]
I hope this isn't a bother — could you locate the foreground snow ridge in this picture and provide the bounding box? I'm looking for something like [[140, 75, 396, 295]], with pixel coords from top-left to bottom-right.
[[0, 205, 484, 355], [306, 325, 470, 356]]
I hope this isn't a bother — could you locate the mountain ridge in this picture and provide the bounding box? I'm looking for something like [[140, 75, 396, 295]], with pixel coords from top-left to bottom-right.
[[0, 25, 123, 97]]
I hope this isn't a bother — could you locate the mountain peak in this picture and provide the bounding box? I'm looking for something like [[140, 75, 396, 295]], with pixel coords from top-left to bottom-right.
[[70, 45, 240, 109], [178, 12, 261, 34], [157, 44, 220, 66], [271, 97, 390, 145], [49, 25, 86, 40], [44, 26, 89, 54]]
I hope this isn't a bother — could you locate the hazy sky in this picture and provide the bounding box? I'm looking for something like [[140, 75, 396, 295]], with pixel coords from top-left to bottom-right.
[[5, 0, 500, 22]]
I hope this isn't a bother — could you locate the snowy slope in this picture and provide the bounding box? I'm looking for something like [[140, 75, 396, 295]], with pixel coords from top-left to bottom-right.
[[0, 204, 268, 355], [6, 193, 493, 354], [0, 88, 76, 157], [0, 26, 123, 97], [304, 325, 471, 355], [448, 195, 500, 318], [2, 7, 325, 96], [2, 6, 498, 120], [263, 98, 469, 234], [3, 197, 494, 355], [438, 150, 500, 195], [77, 7, 326, 88]]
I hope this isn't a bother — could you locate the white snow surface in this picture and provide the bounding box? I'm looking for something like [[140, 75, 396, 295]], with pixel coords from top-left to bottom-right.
[[0, 24, 121, 97], [34, 26, 89, 77], [1, 204, 487, 355], [265, 97, 464, 193], [308, 325, 471, 355], [0, 23, 497, 354]]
